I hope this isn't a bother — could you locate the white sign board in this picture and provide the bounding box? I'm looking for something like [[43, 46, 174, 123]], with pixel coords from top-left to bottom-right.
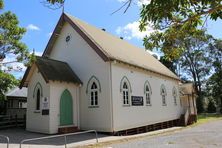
[[42, 97, 49, 110]]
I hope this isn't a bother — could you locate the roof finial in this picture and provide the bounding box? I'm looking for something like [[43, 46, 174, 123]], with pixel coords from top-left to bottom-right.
[[32, 48, 35, 55], [62, 0, 65, 13]]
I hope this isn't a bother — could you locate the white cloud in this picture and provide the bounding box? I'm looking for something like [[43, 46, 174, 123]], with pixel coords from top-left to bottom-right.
[[117, 0, 127, 2], [137, 0, 150, 6], [26, 24, 40, 31], [117, 0, 150, 7], [47, 32, 53, 37], [35, 51, 43, 56], [1, 54, 26, 73], [116, 21, 154, 40]]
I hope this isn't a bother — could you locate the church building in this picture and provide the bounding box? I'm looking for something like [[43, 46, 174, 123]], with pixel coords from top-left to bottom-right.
[[20, 13, 196, 134]]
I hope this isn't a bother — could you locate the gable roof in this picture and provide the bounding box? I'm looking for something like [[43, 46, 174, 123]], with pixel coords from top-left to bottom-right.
[[43, 13, 179, 80], [6, 87, 27, 98], [20, 56, 82, 88]]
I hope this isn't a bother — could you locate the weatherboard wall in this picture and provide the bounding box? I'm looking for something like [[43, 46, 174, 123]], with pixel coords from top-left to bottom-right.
[[49, 22, 112, 132], [111, 62, 183, 132], [26, 68, 50, 134]]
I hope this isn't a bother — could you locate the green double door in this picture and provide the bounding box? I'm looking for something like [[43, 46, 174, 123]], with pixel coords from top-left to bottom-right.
[[60, 89, 73, 126]]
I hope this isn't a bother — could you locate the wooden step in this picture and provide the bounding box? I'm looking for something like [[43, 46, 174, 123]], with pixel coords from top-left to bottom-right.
[[58, 126, 79, 134]]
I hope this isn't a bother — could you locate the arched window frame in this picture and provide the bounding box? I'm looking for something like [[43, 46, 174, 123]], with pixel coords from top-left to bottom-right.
[[33, 82, 43, 111], [86, 76, 101, 107], [144, 80, 152, 106], [120, 76, 132, 106], [172, 86, 177, 105], [160, 84, 167, 106]]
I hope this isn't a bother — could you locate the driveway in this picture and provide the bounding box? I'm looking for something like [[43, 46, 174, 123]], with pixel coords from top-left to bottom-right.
[[0, 128, 106, 148], [109, 120, 222, 148]]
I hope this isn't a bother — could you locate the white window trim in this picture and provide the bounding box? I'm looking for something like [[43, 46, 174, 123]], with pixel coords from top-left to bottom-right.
[[122, 81, 130, 106], [161, 85, 167, 106], [90, 83, 99, 107], [173, 87, 178, 106], [144, 83, 152, 106]]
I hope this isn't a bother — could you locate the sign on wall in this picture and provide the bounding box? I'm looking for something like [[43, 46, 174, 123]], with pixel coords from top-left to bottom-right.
[[42, 97, 49, 110], [131, 96, 144, 106], [42, 97, 49, 115]]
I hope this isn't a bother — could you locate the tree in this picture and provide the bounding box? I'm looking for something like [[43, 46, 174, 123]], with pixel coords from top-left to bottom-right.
[[138, 0, 222, 60], [0, 11, 29, 63], [177, 31, 214, 113], [0, 71, 19, 100], [159, 56, 177, 74], [0, 1, 30, 97], [206, 39, 222, 113], [46, 0, 64, 4], [0, 0, 3, 9], [207, 98, 216, 113]]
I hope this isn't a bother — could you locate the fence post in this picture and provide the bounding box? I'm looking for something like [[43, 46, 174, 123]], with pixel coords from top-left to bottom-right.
[[95, 130, 98, 143], [64, 135, 67, 148]]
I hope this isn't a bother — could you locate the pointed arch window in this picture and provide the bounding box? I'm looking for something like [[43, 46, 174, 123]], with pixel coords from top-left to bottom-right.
[[160, 84, 167, 106], [33, 82, 43, 111], [120, 76, 132, 106], [122, 82, 129, 105], [36, 89, 40, 110], [144, 81, 152, 106], [86, 76, 101, 107], [172, 87, 177, 105], [90, 82, 98, 106]]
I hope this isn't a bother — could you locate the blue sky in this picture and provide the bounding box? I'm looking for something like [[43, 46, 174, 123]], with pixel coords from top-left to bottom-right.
[[2, 0, 222, 78]]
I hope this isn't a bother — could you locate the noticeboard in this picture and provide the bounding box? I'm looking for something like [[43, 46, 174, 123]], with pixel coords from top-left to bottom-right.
[[131, 96, 144, 106]]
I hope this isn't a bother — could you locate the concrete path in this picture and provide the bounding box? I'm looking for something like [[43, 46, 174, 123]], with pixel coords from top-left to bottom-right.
[[0, 128, 107, 148]]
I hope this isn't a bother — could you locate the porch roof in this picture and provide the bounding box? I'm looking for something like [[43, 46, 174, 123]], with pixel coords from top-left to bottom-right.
[[20, 56, 82, 87]]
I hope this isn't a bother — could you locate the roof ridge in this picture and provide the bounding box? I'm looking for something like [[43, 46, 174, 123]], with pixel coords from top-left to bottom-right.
[[36, 56, 69, 65]]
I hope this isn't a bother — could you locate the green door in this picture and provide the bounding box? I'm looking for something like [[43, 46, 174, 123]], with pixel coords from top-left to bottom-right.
[[60, 89, 73, 126]]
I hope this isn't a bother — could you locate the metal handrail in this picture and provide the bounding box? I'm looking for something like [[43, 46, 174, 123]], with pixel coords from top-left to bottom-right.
[[0, 135, 9, 148], [20, 130, 98, 148]]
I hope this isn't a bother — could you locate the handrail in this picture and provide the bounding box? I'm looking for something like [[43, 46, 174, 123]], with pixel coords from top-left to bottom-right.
[[0, 135, 9, 148], [20, 130, 98, 148]]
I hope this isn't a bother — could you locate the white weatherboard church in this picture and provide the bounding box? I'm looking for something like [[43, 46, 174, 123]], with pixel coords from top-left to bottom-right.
[[20, 13, 197, 134]]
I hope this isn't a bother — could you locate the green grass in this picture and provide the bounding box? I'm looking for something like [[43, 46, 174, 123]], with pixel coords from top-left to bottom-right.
[[194, 113, 222, 125]]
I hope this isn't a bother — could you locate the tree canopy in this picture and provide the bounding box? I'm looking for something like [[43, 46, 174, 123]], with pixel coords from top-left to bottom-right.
[[139, 0, 222, 60], [0, 71, 19, 100], [0, 0, 33, 68]]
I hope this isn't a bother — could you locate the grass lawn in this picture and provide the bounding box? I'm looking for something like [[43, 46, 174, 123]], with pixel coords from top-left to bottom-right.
[[194, 113, 222, 125]]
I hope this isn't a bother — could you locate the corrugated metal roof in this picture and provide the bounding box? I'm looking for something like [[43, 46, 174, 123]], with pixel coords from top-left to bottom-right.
[[6, 87, 27, 98], [65, 13, 179, 80]]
